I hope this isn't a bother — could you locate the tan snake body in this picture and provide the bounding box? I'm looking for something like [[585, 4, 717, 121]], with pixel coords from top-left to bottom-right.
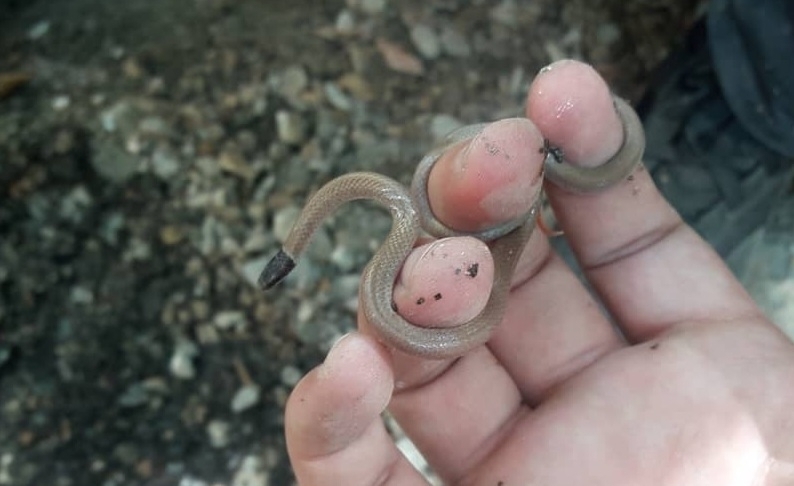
[[260, 97, 645, 359]]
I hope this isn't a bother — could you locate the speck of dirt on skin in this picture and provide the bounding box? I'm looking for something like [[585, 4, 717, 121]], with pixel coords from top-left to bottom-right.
[[484, 140, 501, 157], [650, 342, 659, 350], [465, 262, 479, 278], [416, 297, 425, 305], [627, 174, 635, 181], [433, 293, 442, 301], [455, 268, 461, 275]]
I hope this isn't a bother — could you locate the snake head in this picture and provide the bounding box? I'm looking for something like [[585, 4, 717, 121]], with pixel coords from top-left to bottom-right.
[[258, 250, 296, 290]]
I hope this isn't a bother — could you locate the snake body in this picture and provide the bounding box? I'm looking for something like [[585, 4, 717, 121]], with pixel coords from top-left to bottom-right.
[[260, 97, 645, 359]]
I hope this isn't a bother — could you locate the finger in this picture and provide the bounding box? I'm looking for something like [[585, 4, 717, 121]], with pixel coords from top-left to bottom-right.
[[527, 60, 762, 341], [487, 229, 625, 402], [362, 116, 623, 481], [286, 333, 428, 485], [426, 117, 545, 232], [393, 237, 494, 330], [422, 104, 625, 401]]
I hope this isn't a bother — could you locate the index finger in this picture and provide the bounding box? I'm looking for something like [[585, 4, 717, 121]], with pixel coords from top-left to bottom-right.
[[528, 60, 764, 341]]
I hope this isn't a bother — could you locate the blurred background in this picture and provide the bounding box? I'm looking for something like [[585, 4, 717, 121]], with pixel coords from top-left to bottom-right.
[[6, 0, 790, 485]]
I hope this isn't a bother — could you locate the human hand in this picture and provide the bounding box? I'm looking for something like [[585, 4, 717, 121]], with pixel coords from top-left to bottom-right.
[[284, 60, 794, 485]]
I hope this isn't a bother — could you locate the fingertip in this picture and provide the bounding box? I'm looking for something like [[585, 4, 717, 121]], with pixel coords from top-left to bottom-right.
[[286, 332, 394, 459], [427, 118, 545, 231], [393, 237, 494, 328], [527, 59, 623, 166]]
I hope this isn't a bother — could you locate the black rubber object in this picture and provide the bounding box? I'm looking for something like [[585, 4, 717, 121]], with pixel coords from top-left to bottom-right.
[[637, 4, 794, 259]]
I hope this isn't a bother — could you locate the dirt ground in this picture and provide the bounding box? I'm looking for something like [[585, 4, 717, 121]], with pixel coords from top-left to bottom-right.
[[0, 0, 700, 484]]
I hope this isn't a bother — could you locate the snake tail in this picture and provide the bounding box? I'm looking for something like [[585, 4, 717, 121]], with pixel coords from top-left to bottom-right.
[[258, 250, 296, 290]]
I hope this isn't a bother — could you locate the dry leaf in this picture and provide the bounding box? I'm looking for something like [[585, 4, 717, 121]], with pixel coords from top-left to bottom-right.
[[376, 38, 424, 76]]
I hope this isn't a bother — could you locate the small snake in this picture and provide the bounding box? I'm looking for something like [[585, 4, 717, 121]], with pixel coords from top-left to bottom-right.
[[259, 97, 645, 359]]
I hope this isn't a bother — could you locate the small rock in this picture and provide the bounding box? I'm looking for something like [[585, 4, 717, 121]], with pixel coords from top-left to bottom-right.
[[410, 24, 441, 60], [100, 212, 125, 245], [356, 0, 386, 15], [118, 383, 149, 408], [335, 9, 356, 34], [273, 206, 301, 243], [430, 114, 464, 141], [90, 138, 141, 183], [280, 365, 303, 387], [275, 110, 307, 145], [330, 274, 361, 302], [330, 244, 358, 272], [59, 186, 93, 224], [139, 116, 170, 137], [159, 225, 185, 246], [169, 340, 198, 380], [52, 95, 70, 111], [240, 255, 270, 288], [337, 72, 374, 101], [231, 384, 261, 413], [69, 286, 94, 305], [268, 65, 309, 103], [206, 420, 231, 448], [27, 20, 50, 40], [178, 477, 209, 486], [490, 0, 519, 27], [213, 310, 248, 331], [596, 23, 622, 46], [219, 148, 253, 179], [123, 237, 152, 262], [324, 82, 354, 111], [440, 27, 471, 58], [232, 455, 269, 486], [151, 147, 181, 179]]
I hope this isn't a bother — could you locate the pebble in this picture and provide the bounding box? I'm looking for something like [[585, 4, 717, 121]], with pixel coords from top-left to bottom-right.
[[213, 310, 248, 331], [151, 147, 181, 179], [440, 27, 471, 58], [232, 455, 269, 486], [430, 114, 464, 141], [268, 65, 308, 104], [178, 478, 209, 486], [490, 0, 519, 27], [324, 82, 354, 112], [352, 0, 387, 15], [279, 365, 302, 387], [335, 9, 356, 34], [272, 206, 301, 243], [27, 20, 50, 40], [69, 286, 94, 305], [240, 255, 271, 288], [118, 382, 149, 408], [275, 110, 307, 145], [169, 340, 199, 380], [59, 186, 93, 224], [231, 384, 261, 413], [206, 419, 231, 448], [597, 23, 622, 46], [330, 244, 358, 272], [410, 24, 441, 60], [90, 138, 140, 183]]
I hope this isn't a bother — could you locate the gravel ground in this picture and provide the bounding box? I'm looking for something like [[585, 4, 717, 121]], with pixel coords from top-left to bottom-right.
[[1, 1, 700, 485]]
